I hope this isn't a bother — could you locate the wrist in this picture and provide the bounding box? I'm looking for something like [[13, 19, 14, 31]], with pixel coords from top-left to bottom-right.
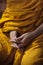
[[32, 23, 43, 39], [31, 31, 36, 39]]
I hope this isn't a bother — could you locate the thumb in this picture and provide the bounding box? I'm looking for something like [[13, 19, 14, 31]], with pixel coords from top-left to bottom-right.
[[16, 34, 24, 41], [10, 31, 17, 39]]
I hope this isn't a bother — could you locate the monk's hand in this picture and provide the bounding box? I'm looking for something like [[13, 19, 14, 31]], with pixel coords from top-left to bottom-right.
[[10, 31, 17, 42], [14, 32, 34, 48], [10, 31, 20, 48]]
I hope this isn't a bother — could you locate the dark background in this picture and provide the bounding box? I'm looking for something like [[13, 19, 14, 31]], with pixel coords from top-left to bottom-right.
[[0, 0, 6, 18]]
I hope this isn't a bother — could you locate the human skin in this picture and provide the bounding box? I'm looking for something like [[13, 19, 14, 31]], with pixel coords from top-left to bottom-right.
[[10, 23, 43, 48]]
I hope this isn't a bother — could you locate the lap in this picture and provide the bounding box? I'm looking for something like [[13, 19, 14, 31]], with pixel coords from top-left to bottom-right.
[[0, 29, 13, 63], [13, 34, 43, 65], [21, 34, 43, 65]]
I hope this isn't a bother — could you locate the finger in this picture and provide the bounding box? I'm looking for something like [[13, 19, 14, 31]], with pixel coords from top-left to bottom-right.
[[10, 31, 17, 39], [16, 34, 24, 41], [11, 43, 19, 49], [10, 36, 17, 43], [10, 39, 16, 43], [17, 33, 28, 40], [10, 39, 20, 44]]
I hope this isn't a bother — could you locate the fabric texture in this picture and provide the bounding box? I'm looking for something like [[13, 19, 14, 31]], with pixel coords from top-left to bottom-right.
[[0, 0, 43, 65]]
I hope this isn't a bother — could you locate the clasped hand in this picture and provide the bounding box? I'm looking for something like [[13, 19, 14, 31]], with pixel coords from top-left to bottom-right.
[[10, 31, 34, 49]]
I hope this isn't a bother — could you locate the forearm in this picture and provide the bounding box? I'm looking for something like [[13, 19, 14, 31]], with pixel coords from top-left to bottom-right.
[[33, 23, 43, 38]]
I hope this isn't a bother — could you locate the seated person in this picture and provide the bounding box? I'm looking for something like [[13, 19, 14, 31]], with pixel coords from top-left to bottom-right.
[[0, 0, 43, 65]]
